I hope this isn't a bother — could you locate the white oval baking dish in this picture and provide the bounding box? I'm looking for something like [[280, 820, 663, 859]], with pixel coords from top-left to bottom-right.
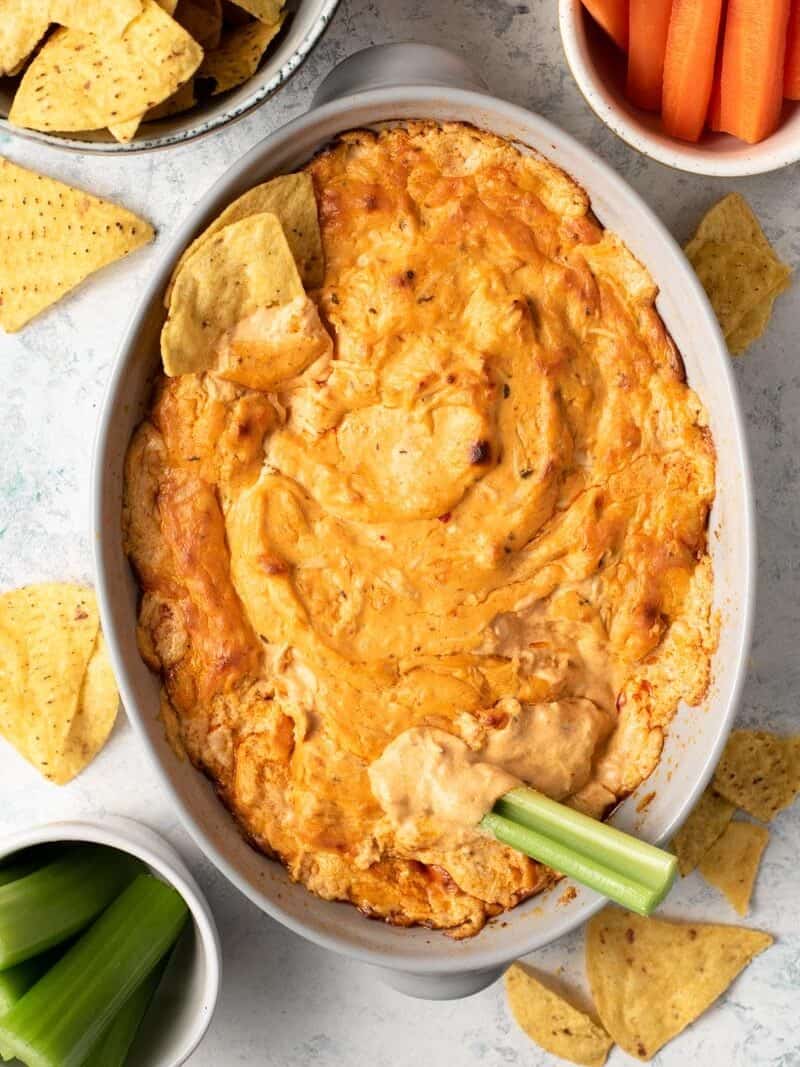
[[93, 43, 755, 1000]]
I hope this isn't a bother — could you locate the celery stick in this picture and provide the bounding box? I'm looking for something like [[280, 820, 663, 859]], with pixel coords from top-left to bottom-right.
[[0, 846, 141, 969], [0, 948, 63, 1017], [0, 874, 188, 1067], [481, 810, 674, 916], [495, 786, 677, 892], [0, 864, 38, 890], [82, 955, 169, 1067]]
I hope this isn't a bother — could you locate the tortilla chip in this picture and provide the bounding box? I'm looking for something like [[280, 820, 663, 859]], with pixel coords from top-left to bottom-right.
[[9, 2, 203, 133], [145, 79, 197, 121], [687, 192, 774, 251], [214, 294, 332, 390], [586, 907, 773, 1060], [788, 735, 800, 777], [49, 0, 143, 38], [0, 158, 153, 333], [55, 631, 120, 784], [175, 0, 222, 49], [0, 584, 101, 784], [0, 1, 50, 76], [108, 117, 143, 144], [197, 17, 283, 96], [698, 821, 769, 915], [107, 0, 207, 142], [505, 963, 612, 1067], [228, 0, 284, 22], [131, 3, 207, 131], [672, 786, 735, 876], [685, 194, 791, 355], [726, 272, 792, 354], [161, 211, 304, 375], [222, 0, 254, 24], [166, 174, 323, 304], [712, 729, 800, 822]]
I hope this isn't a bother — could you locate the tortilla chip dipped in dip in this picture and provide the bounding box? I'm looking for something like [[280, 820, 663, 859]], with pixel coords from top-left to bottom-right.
[[0, 158, 153, 332], [160, 211, 328, 380], [0, 584, 119, 784], [165, 172, 324, 302], [125, 122, 718, 938], [586, 907, 772, 1060]]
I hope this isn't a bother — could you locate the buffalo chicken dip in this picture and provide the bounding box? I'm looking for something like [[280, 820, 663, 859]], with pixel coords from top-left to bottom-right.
[[124, 122, 716, 938]]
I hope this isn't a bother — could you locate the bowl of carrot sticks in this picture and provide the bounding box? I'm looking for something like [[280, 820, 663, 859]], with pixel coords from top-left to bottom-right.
[[0, 818, 220, 1067], [560, 0, 800, 175]]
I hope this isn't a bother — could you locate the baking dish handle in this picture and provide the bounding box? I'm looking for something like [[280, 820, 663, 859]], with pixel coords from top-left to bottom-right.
[[311, 43, 488, 108]]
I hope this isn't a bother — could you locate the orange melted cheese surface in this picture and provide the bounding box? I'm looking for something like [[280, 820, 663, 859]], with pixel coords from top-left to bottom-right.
[[124, 123, 716, 937]]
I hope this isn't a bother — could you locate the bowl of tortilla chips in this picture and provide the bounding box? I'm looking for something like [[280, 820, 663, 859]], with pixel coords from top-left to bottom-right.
[[0, 0, 340, 152]]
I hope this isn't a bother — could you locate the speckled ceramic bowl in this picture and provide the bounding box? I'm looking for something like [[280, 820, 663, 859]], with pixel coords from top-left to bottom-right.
[[559, 0, 800, 176], [94, 44, 755, 999], [0, 0, 339, 154]]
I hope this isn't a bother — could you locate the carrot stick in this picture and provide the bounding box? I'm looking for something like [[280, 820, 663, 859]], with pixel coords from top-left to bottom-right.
[[626, 0, 673, 110], [784, 0, 800, 99], [718, 0, 790, 143], [707, 1, 727, 129], [582, 0, 629, 51], [662, 0, 725, 142]]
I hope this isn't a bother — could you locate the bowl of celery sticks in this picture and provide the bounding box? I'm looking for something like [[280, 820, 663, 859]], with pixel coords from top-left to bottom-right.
[[0, 817, 220, 1067]]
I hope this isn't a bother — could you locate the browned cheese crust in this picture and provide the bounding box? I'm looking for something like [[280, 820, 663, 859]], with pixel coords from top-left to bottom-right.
[[123, 122, 716, 938]]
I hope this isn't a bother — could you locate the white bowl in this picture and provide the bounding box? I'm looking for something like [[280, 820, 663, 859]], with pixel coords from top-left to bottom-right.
[[559, 0, 800, 175], [0, 817, 221, 1066], [93, 43, 755, 999], [0, 0, 339, 154]]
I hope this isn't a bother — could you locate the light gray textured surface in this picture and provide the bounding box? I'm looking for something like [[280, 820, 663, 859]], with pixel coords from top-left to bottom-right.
[[0, 2, 798, 1065]]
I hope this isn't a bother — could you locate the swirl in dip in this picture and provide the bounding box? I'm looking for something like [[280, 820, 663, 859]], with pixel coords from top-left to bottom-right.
[[124, 122, 716, 938]]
